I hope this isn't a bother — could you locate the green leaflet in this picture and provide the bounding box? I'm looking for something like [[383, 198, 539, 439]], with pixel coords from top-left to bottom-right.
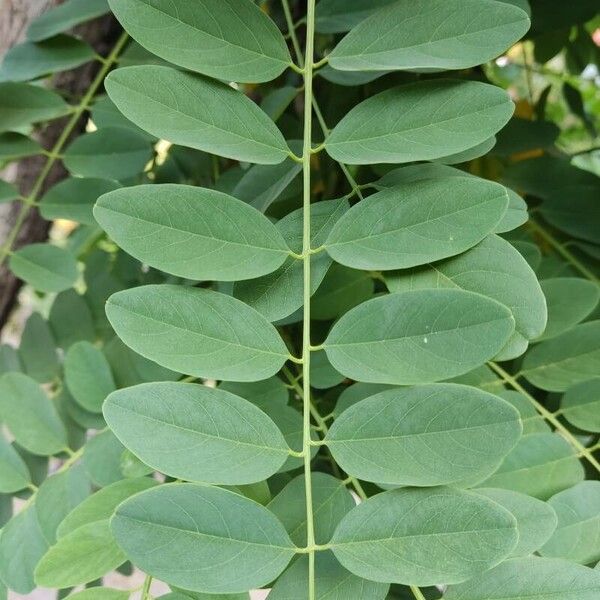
[[218, 376, 289, 411], [50, 290, 96, 349], [34, 464, 90, 545], [103, 382, 290, 484], [40, 177, 121, 226], [323, 289, 514, 384], [0, 132, 42, 161], [234, 198, 348, 321], [375, 163, 527, 234], [315, 0, 396, 33], [268, 472, 355, 546], [94, 184, 291, 281], [331, 487, 518, 585], [435, 136, 498, 165], [386, 234, 547, 360], [269, 551, 389, 600], [19, 312, 59, 383], [311, 263, 374, 321], [328, 0, 529, 71], [498, 391, 550, 434], [334, 382, 394, 416], [9, 243, 78, 293], [64, 341, 115, 413], [0, 435, 31, 493], [27, 0, 110, 41], [477, 433, 584, 500], [0, 35, 95, 82], [58, 477, 157, 537], [0, 503, 49, 593], [539, 481, 600, 564], [542, 185, 600, 244], [109, 0, 291, 83], [325, 384, 522, 486], [325, 177, 508, 270], [111, 483, 295, 593], [0, 179, 19, 203], [63, 127, 153, 180], [493, 117, 559, 156], [106, 284, 289, 381], [0, 373, 67, 456], [325, 79, 513, 164], [34, 520, 126, 588], [475, 488, 558, 557], [444, 557, 600, 599], [561, 378, 600, 432], [0, 82, 69, 131], [82, 430, 127, 487], [106, 66, 290, 164], [538, 278, 599, 341], [521, 321, 600, 391]]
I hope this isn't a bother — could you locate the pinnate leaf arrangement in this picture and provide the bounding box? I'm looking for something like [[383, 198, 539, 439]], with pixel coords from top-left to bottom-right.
[[0, 0, 600, 599]]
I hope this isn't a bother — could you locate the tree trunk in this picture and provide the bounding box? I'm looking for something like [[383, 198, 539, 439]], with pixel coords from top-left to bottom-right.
[[0, 0, 118, 326]]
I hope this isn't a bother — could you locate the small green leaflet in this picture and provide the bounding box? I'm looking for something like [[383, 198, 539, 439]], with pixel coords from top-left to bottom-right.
[[269, 551, 389, 600], [0, 179, 19, 203], [27, 0, 110, 41], [477, 433, 584, 500], [499, 391, 550, 435], [386, 234, 547, 360], [111, 483, 295, 593], [0, 132, 43, 161], [9, 243, 78, 293], [325, 79, 513, 164], [328, 0, 529, 72], [315, 0, 396, 34], [325, 384, 522, 486], [58, 477, 158, 537], [538, 278, 599, 341], [94, 184, 291, 281], [330, 487, 517, 585], [109, 0, 291, 83], [325, 177, 508, 270], [106, 285, 289, 381], [40, 177, 121, 226], [34, 520, 126, 588], [561, 378, 600, 432], [268, 472, 355, 545], [0, 503, 49, 593], [521, 321, 600, 391], [218, 376, 289, 411], [539, 481, 600, 564], [233, 198, 347, 321], [106, 66, 290, 164], [323, 289, 514, 384], [63, 127, 152, 180], [0, 82, 69, 131], [34, 465, 90, 545], [103, 382, 290, 484], [19, 312, 59, 383], [0, 436, 31, 493], [0, 373, 67, 455], [475, 488, 558, 558], [0, 35, 95, 82], [64, 341, 116, 413], [311, 263, 374, 321], [82, 430, 127, 487], [444, 557, 600, 600]]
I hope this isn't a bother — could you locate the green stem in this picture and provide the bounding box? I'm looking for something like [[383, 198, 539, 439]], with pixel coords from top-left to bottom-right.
[[488, 362, 600, 472], [281, 0, 303, 67], [0, 31, 129, 267], [528, 218, 598, 284], [301, 2, 317, 598], [141, 574, 153, 600], [410, 586, 427, 600]]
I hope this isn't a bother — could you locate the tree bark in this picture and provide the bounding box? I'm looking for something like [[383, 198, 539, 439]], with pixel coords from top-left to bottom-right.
[[0, 0, 119, 326]]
